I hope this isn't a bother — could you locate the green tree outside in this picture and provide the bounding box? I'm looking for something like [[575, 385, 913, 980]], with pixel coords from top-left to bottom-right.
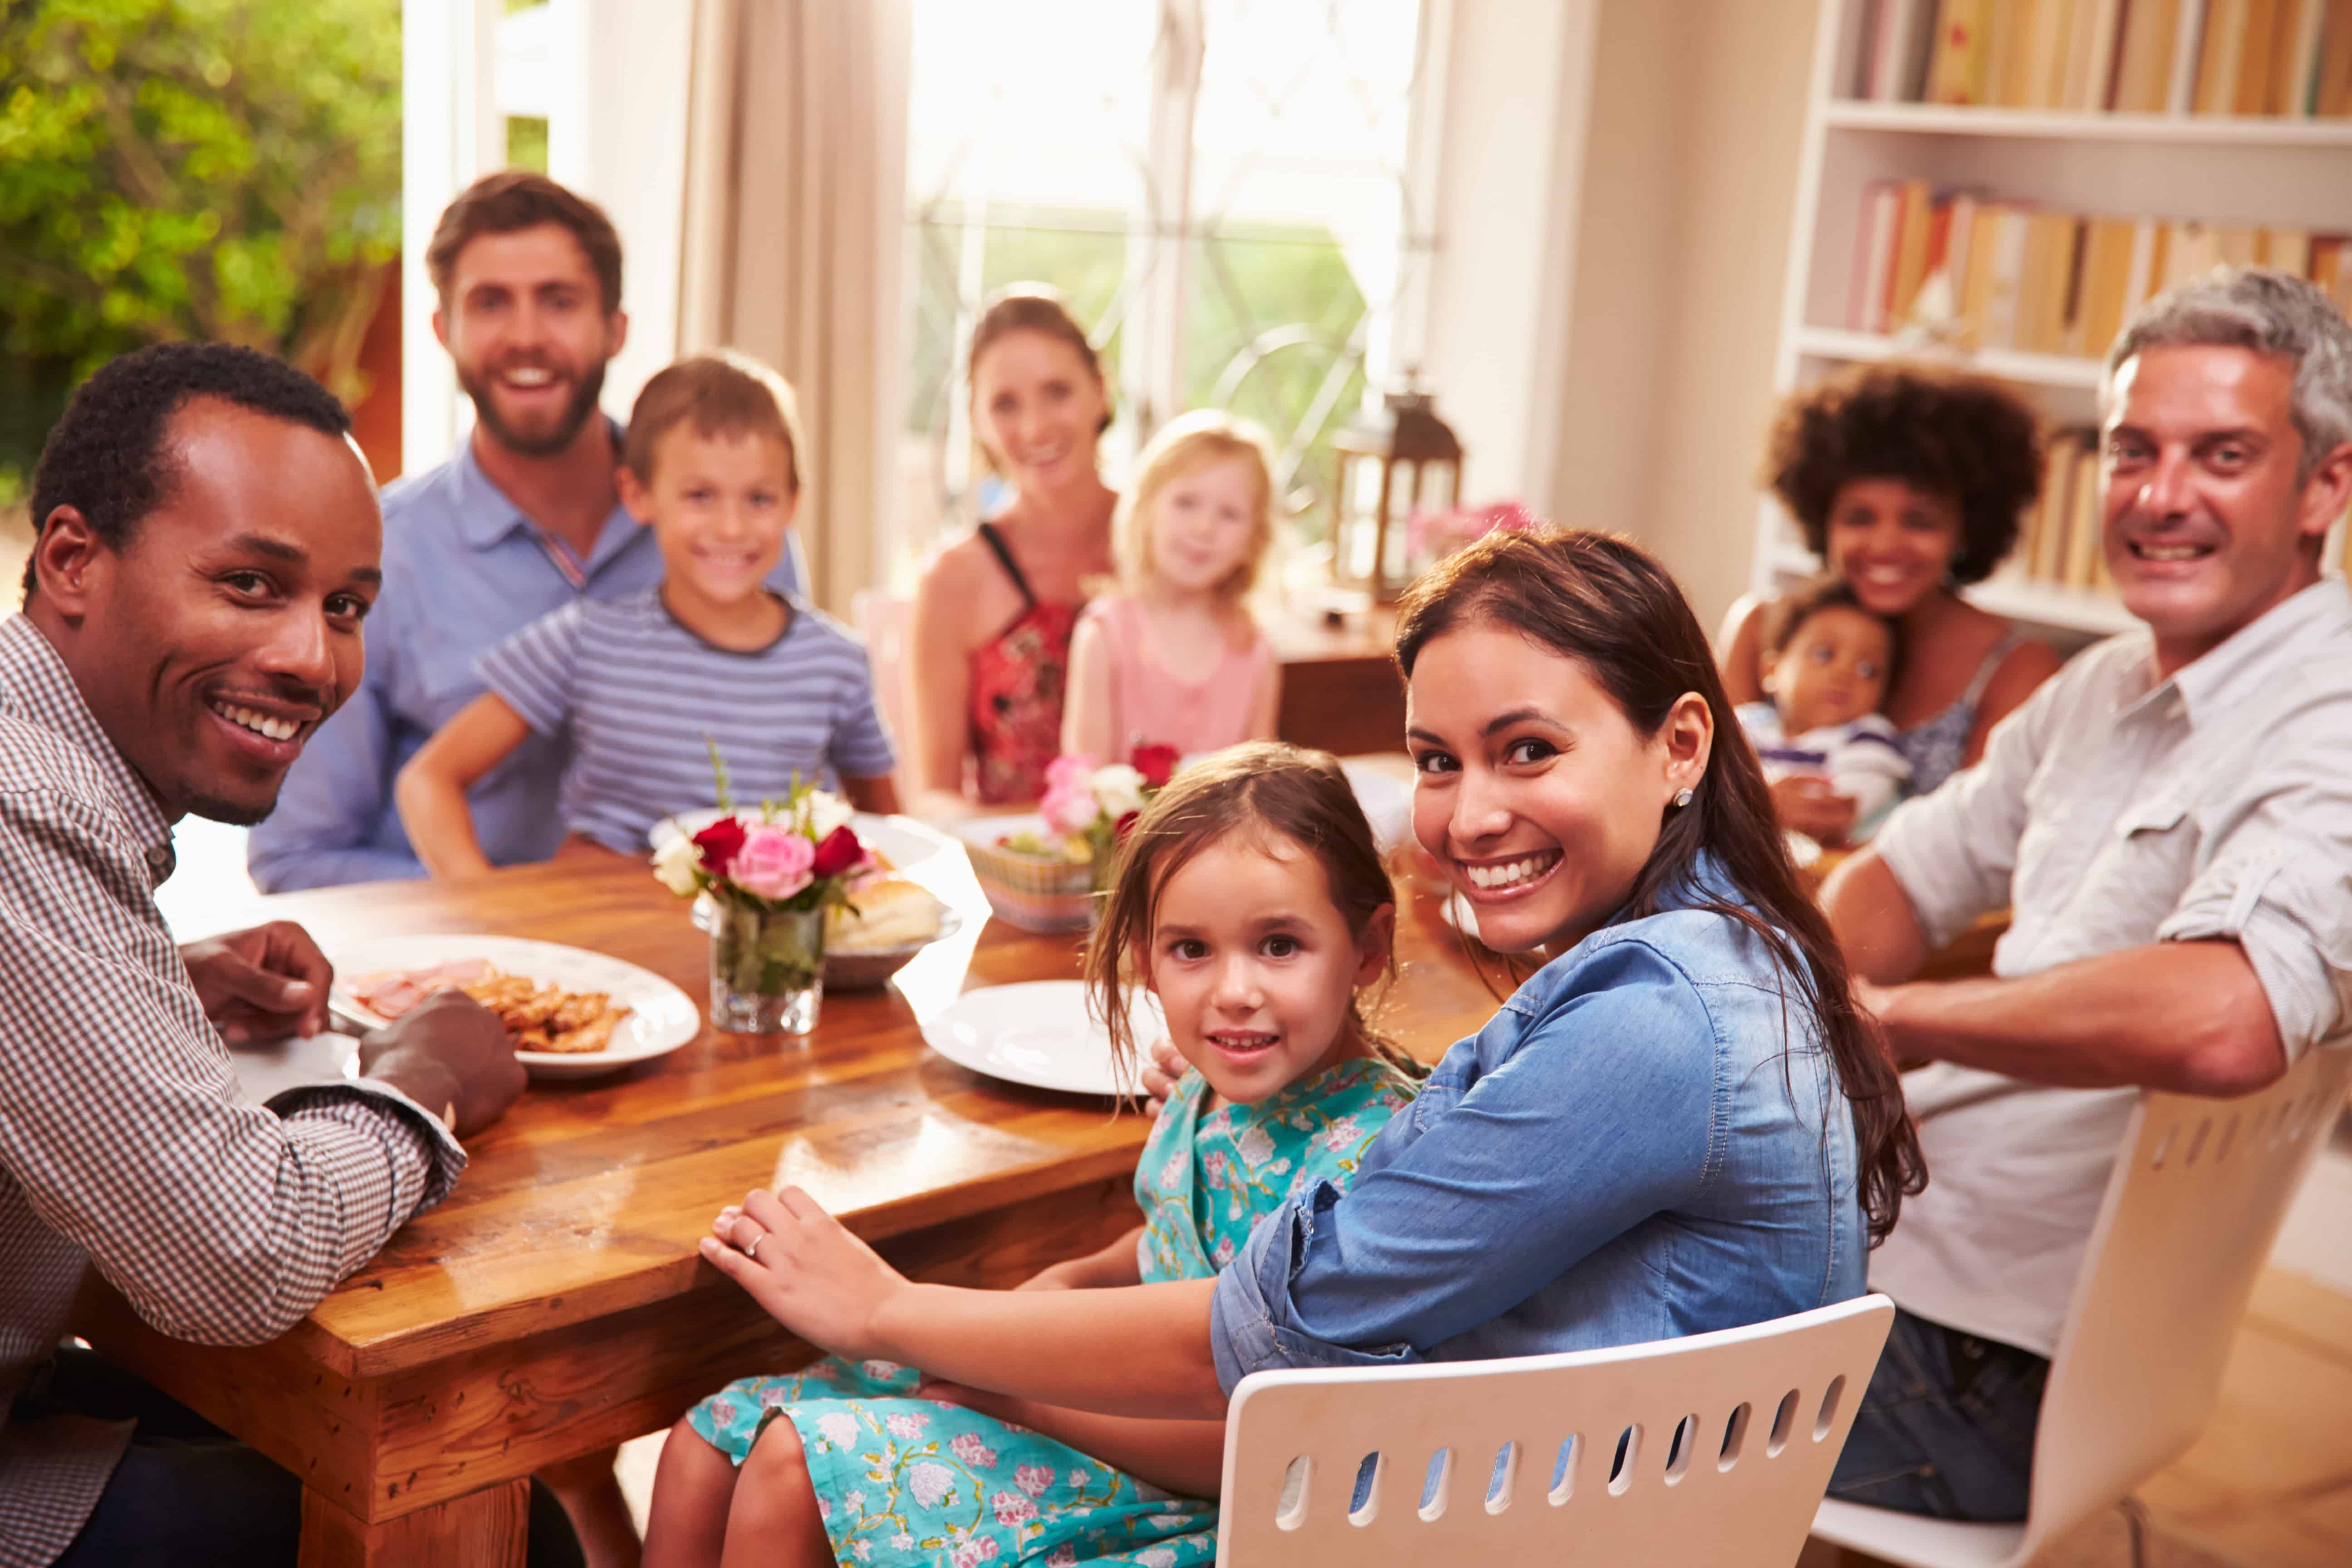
[[0, 0, 401, 501]]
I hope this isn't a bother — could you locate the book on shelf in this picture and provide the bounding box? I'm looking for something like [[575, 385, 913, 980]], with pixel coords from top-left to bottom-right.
[[1847, 0, 2352, 114], [1844, 181, 2352, 352], [2005, 426, 2112, 596]]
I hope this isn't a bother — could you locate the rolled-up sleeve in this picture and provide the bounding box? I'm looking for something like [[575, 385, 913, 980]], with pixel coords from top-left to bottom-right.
[[1876, 674, 2060, 949], [2156, 722, 2352, 1062], [1209, 942, 1717, 1392]]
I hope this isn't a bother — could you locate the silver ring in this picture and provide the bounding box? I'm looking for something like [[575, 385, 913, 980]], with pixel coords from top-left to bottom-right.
[[746, 1231, 764, 1261]]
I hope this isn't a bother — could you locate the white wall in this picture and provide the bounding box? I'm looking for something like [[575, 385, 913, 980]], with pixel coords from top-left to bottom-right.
[[1543, 0, 1818, 632], [1419, 0, 1599, 511]]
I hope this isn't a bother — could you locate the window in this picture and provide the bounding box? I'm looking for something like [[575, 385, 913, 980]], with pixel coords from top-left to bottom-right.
[[896, 0, 1441, 580]]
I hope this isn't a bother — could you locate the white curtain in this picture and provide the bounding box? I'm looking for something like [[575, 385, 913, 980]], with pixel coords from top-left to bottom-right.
[[679, 0, 911, 617]]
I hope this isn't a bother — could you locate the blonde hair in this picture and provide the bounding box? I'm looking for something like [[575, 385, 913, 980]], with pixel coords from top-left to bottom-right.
[[1113, 410, 1279, 604], [622, 350, 807, 494], [1083, 742, 1423, 1094]]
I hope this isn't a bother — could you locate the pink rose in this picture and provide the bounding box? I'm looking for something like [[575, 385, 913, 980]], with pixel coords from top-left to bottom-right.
[[730, 823, 815, 901], [1039, 779, 1098, 837], [1044, 753, 1098, 793]]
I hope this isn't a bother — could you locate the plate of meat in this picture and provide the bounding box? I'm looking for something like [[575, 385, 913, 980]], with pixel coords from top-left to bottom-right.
[[334, 936, 699, 1080]]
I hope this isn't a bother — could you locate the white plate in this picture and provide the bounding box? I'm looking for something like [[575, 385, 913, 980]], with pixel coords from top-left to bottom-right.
[[920, 980, 1157, 1098], [1439, 889, 1480, 943], [330, 935, 700, 1080], [648, 809, 948, 873]]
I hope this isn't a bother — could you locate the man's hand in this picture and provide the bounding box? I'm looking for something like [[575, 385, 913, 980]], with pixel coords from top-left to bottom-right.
[[1771, 776, 1860, 844], [357, 990, 527, 1137], [181, 921, 333, 1043], [1138, 1037, 1186, 1114]]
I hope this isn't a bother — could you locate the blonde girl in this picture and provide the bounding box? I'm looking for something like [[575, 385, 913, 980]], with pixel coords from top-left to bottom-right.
[[1060, 412, 1283, 762], [647, 744, 1417, 1568]]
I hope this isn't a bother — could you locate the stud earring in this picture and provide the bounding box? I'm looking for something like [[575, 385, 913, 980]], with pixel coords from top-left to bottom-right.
[[1673, 787, 1695, 808]]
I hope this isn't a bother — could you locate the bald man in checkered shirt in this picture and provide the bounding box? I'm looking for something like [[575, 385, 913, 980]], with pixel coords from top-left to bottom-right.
[[0, 345, 588, 1567]]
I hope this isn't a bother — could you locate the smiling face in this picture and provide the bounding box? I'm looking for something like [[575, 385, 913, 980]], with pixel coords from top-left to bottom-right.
[[1146, 455, 1262, 596], [971, 328, 1108, 501], [434, 223, 625, 457], [1822, 477, 1963, 618], [53, 399, 381, 823], [622, 424, 795, 611], [1764, 604, 1892, 734], [1407, 623, 1709, 955], [1142, 832, 1389, 1106], [2101, 343, 2342, 675]]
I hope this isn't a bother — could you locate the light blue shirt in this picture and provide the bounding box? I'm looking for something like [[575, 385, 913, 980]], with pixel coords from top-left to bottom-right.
[[1209, 863, 1866, 1391], [245, 428, 804, 891]]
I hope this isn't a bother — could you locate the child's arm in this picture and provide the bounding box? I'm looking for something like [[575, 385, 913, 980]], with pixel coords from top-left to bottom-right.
[[1245, 651, 1281, 742], [393, 694, 534, 878], [1060, 612, 1117, 760], [842, 775, 901, 815], [1017, 1222, 1146, 1290]]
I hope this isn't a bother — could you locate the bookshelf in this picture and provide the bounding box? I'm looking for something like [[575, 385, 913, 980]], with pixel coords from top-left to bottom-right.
[[1757, 0, 2352, 647]]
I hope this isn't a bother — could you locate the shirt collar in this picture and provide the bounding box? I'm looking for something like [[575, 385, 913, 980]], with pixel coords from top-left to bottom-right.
[[450, 417, 639, 568], [2126, 577, 2352, 725], [0, 616, 176, 881]]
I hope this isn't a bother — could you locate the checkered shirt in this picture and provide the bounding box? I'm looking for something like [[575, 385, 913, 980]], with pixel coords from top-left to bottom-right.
[[0, 615, 465, 1568]]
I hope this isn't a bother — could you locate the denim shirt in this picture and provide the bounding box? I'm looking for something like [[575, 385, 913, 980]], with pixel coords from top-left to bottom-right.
[[1209, 870, 1865, 1392], [247, 426, 804, 892]]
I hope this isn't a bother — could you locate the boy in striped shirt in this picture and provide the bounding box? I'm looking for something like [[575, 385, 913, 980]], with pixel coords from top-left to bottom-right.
[[396, 353, 898, 874]]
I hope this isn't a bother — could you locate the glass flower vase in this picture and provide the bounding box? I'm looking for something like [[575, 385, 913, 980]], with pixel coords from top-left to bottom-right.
[[708, 898, 825, 1036]]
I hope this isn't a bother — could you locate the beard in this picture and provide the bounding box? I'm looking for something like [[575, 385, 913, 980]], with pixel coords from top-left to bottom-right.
[[182, 785, 282, 828], [457, 356, 608, 457]]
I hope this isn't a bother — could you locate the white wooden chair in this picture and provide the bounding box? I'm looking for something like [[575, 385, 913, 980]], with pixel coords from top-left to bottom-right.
[[1811, 1044, 2352, 1568], [1214, 1294, 1895, 1566]]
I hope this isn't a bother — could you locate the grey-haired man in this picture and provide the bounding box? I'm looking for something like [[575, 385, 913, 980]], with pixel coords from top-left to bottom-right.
[[1823, 268, 2352, 1519]]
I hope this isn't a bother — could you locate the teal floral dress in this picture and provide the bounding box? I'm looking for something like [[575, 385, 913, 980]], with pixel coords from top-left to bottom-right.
[[686, 1055, 1415, 1567]]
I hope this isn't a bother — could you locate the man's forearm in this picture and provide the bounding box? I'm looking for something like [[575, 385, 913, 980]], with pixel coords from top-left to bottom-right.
[[1872, 940, 2286, 1097], [872, 1279, 1225, 1419]]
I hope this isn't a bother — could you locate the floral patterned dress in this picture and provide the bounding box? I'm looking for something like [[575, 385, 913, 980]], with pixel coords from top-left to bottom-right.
[[685, 1055, 1415, 1567]]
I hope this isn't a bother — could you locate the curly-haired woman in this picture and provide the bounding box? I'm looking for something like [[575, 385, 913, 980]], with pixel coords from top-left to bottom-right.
[[1719, 365, 2063, 840]]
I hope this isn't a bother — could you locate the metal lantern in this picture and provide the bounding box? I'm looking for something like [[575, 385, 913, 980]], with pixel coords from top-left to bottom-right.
[[1328, 383, 1463, 604]]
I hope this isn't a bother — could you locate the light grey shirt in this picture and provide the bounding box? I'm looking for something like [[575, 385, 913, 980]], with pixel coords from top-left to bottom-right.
[[1867, 578, 2352, 1357]]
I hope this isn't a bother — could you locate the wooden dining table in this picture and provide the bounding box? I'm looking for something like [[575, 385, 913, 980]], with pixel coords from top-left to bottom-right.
[[73, 825, 1510, 1565]]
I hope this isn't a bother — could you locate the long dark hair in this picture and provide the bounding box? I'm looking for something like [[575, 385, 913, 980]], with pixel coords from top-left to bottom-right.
[[1396, 527, 1925, 1245]]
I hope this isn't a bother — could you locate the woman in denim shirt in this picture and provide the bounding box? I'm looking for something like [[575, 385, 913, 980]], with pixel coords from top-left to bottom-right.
[[693, 528, 1925, 1438]]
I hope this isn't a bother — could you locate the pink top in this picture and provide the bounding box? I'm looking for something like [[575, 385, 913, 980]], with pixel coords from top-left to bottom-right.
[[1081, 594, 1271, 757]]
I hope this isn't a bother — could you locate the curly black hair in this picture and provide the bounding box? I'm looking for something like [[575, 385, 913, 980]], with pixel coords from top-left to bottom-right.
[[24, 342, 353, 603], [1763, 364, 2043, 586]]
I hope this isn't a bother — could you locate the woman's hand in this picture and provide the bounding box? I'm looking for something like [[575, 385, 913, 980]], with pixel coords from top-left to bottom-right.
[[701, 1189, 908, 1360], [1770, 776, 1861, 844]]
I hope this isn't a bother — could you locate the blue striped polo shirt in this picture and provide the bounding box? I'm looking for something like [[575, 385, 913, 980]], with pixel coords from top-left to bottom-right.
[[476, 586, 896, 854]]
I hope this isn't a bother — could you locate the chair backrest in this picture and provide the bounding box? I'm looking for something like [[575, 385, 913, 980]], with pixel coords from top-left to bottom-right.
[[2015, 1045, 2352, 1563], [1215, 1294, 1895, 1567]]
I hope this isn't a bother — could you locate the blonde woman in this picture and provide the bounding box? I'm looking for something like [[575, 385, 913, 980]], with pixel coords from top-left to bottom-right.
[[1060, 411, 1283, 760]]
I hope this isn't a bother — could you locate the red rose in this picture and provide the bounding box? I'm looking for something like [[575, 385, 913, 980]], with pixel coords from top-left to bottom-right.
[[810, 824, 866, 878], [1114, 810, 1140, 843], [1130, 743, 1179, 789], [692, 816, 749, 875]]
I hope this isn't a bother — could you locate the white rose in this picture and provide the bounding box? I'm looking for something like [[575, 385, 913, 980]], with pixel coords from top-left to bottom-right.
[[804, 789, 857, 840], [651, 833, 701, 896], [1092, 764, 1147, 822]]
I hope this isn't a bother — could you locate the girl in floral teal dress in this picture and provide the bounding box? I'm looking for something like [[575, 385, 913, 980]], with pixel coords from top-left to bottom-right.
[[646, 744, 1420, 1568]]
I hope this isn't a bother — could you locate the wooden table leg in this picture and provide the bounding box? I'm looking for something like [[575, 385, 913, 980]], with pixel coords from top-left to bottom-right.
[[300, 1478, 529, 1567]]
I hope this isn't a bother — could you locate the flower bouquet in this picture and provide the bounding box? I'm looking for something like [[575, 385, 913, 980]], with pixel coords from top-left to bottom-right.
[[651, 751, 869, 1035], [1407, 498, 1539, 571], [950, 744, 1178, 931]]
